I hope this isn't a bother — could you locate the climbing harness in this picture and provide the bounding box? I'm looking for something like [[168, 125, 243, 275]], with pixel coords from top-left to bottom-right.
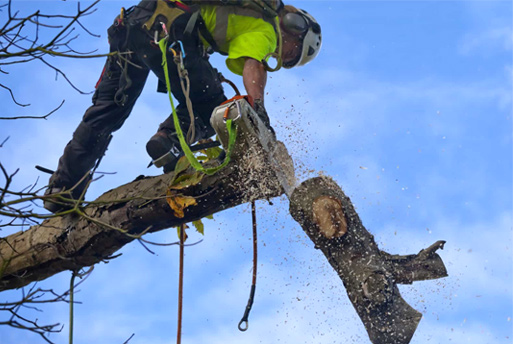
[[142, 0, 188, 34], [238, 201, 259, 331]]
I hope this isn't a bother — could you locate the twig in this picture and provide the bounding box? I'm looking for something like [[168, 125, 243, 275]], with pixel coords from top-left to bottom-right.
[[0, 136, 9, 147], [39, 57, 91, 94], [0, 100, 64, 120], [122, 333, 135, 344], [0, 83, 29, 107]]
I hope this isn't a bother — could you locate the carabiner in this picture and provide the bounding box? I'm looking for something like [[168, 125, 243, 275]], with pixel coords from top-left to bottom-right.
[[177, 40, 186, 58], [223, 100, 242, 123], [154, 30, 159, 45]]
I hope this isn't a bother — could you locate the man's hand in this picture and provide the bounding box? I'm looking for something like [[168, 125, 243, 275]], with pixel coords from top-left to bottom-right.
[[253, 99, 275, 138], [253, 99, 270, 127]]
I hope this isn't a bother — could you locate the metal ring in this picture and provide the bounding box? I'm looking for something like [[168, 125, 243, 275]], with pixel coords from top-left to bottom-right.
[[238, 320, 248, 332]]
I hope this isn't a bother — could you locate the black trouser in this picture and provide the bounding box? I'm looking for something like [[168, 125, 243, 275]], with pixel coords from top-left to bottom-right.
[[49, 6, 226, 190]]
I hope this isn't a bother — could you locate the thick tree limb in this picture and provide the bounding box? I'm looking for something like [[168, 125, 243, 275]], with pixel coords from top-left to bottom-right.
[[0, 157, 284, 292], [289, 177, 447, 344]]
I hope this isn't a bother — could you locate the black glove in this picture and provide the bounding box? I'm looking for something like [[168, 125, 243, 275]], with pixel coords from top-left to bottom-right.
[[253, 99, 276, 138]]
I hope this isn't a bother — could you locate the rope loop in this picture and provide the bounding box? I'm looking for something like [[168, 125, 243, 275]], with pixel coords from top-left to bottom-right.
[[262, 52, 282, 72]]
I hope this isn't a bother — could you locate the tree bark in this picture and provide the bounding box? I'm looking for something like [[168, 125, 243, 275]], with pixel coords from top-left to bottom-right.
[[289, 176, 447, 344]]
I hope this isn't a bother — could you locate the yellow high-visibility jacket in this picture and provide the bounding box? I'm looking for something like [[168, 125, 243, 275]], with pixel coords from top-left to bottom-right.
[[200, 5, 277, 75]]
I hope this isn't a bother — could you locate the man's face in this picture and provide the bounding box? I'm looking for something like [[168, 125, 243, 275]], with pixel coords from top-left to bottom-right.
[[280, 29, 302, 67]]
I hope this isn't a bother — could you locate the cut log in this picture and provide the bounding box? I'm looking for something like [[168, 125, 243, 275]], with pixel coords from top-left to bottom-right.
[[289, 176, 447, 344]]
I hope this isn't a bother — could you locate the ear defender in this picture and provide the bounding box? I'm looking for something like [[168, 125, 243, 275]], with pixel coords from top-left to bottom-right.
[[282, 12, 308, 35]]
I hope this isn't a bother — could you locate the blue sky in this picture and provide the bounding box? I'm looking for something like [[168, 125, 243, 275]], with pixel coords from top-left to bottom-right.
[[1, 1, 512, 343]]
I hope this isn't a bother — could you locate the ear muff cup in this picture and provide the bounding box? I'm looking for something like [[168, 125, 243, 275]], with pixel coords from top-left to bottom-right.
[[282, 12, 308, 35]]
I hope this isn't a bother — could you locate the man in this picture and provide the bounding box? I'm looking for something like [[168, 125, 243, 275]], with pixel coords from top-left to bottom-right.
[[43, 0, 322, 213]]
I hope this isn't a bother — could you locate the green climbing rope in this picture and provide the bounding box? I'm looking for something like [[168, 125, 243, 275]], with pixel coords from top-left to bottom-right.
[[159, 38, 237, 175]]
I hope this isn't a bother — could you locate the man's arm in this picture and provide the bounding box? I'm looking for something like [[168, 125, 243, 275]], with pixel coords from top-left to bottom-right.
[[242, 57, 274, 134], [242, 57, 267, 102]]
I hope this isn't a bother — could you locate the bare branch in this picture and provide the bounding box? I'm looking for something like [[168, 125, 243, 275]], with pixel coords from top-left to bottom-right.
[[0, 0, 105, 115], [76, 19, 100, 38], [40, 57, 91, 94], [0, 100, 65, 120], [0, 272, 95, 344], [0, 84, 30, 107], [0, 136, 9, 148], [122, 333, 136, 344]]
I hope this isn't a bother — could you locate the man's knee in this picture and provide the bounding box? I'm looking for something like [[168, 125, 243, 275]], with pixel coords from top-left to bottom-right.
[[72, 121, 112, 155]]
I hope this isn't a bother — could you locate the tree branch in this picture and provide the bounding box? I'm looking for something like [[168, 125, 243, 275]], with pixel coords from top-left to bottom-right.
[[0, 156, 284, 291], [0, 100, 64, 120]]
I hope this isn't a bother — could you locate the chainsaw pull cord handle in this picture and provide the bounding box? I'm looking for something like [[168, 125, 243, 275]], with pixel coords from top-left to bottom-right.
[[238, 201, 258, 332]]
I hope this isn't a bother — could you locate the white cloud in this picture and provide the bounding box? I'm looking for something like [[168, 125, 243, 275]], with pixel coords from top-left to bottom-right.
[[458, 26, 513, 55], [376, 212, 513, 303], [268, 66, 511, 153], [416, 317, 512, 344]]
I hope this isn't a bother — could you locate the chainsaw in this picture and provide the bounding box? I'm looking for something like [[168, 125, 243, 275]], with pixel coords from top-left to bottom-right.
[[210, 96, 295, 197]]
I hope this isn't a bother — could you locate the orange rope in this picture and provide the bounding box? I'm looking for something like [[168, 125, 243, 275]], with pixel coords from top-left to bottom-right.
[[177, 224, 185, 344]]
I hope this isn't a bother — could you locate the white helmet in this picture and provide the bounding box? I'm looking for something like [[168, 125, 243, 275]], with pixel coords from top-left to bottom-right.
[[281, 8, 322, 68]]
